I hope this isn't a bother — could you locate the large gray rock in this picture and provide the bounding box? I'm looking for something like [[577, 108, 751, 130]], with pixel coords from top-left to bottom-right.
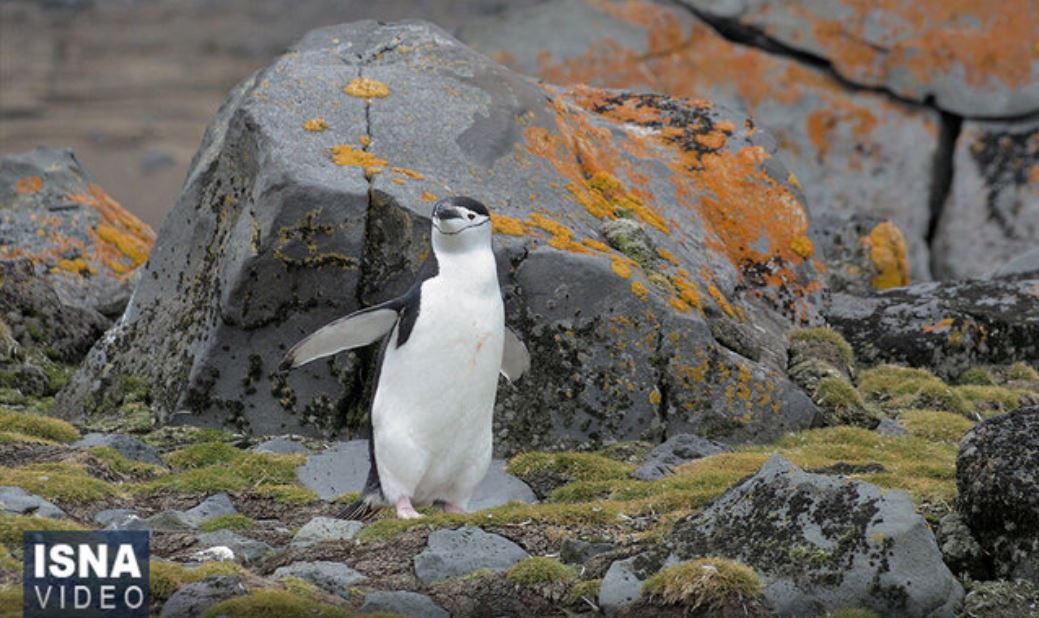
[[159, 576, 247, 618], [290, 516, 363, 549], [55, 19, 822, 454], [73, 432, 164, 465], [0, 147, 154, 314], [678, 0, 1039, 117], [123, 493, 237, 531], [272, 560, 367, 597], [461, 0, 940, 282], [826, 277, 1039, 379], [957, 406, 1039, 583], [298, 440, 534, 509], [631, 433, 726, 481], [665, 455, 962, 617], [414, 526, 529, 584], [0, 486, 65, 518], [360, 590, 449, 618], [933, 117, 1039, 279]]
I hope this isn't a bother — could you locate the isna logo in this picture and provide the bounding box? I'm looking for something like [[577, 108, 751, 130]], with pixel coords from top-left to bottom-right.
[[23, 530, 149, 617]]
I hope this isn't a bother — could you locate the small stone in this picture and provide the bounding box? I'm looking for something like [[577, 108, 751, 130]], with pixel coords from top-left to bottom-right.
[[124, 493, 237, 532], [413, 526, 529, 584], [290, 516, 363, 549], [560, 538, 614, 565], [360, 590, 449, 618], [295, 441, 371, 500], [73, 432, 164, 465], [182, 493, 237, 526], [468, 459, 537, 511], [0, 486, 64, 518], [272, 561, 366, 598], [94, 508, 137, 528], [598, 557, 643, 616], [195, 530, 274, 564], [631, 434, 726, 481], [875, 416, 907, 436], [159, 576, 246, 618]]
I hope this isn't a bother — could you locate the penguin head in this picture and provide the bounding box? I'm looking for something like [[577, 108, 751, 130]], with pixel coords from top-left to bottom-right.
[[431, 196, 492, 250]]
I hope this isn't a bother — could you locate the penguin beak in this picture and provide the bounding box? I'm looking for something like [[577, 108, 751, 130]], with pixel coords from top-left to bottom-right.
[[432, 202, 463, 221]]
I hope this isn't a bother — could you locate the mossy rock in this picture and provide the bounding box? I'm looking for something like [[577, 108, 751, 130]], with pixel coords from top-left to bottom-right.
[[0, 407, 79, 443], [200, 589, 356, 618], [900, 410, 974, 444], [198, 514, 256, 533], [141, 425, 237, 450], [149, 560, 247, 602], [507, 556, 578, 586], [858, 364, 971, 416], [811, 377, 878, 429], [0, 462, 118, 505], [507, 451, 634, 498], [643, 558, 762, 607]]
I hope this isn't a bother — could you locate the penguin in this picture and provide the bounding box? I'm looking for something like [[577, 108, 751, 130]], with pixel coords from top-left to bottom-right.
[[280, 196, 529, 519]]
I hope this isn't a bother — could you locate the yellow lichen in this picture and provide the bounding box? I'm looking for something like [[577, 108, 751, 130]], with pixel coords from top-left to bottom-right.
[[15, 176, 42, 194], [787, 173, 801, 189], [526, 213, 588, 253], [611, 254, 635, 279], [671, 274, 703, 312], [358, 135, 372, 146], [631, 280, 649, 301], [582, 238, 611, 252], [790, 235, 815, 259], [491, 214, 526, 236], [392, 166, 424, 180], [330, 144, 388, 175], [649, 389, 662, 405], [95, 223, 150, 267], [55, 258, 96, 275], [302, 118, 328, 132], [922, 318, 955, 334], [657, 247, 680, 266], [419, 191, 437, 202], [864, 221, 909, 289], [343, 77, 389, 98], [707, 285, 735, 318]]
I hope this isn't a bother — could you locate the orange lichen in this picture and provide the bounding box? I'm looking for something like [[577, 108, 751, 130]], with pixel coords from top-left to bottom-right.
[[419, 191, 438, 203], [491, 214, 526, 236], [656, 247, 680, 266], [343, 77, 389, 98], [331, 144, 387, 175], [302, 118, 328, 132], [60, 182, 155, 278], [359, 135, 372, 147], [15, 176, 42, 194], [525, 213, 588, 253], [55, 258, 94, 275], [582, 238, 611, 252], [922, 318, 955, 334], [790, 235, 814, 259], [392, 167, 424, 180], [611, 254, 635, 279], [863, 221, 909, 289], [669, 297, 691, 313], [631, 280, 649, 301], [670, 274, 703, 313], [707, 285, 736, 319]]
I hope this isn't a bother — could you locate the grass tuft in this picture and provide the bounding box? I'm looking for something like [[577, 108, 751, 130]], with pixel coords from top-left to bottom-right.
[[643, 557, 761, 608], [506, 556, 578, 586], [0, 408, 80, 443]]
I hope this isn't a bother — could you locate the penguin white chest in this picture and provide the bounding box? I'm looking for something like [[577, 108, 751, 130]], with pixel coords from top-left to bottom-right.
[[371, 272, 504, 506]]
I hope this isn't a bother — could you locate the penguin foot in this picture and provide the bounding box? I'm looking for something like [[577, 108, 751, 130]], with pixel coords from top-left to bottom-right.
[[443, 502, 465, 514], [395, 497, 422, 519]]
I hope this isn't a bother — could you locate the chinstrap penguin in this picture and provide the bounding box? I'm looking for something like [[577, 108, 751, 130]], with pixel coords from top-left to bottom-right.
[[281, 196, 529, 519]]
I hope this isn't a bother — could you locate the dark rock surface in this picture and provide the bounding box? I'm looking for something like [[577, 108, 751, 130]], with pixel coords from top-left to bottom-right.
[[72, 432, 164, 465], [158, 575, 247, 618], [413, 526, 529, 584], [0, 485, 65, 518], [630, 433, 726, 481], [271, 560, 367, 597], [55, 19, 822, 454], [0, 147, 154, 313], [359, 590, 449, 618], [665, 455, 962, 617], [289, 516, 363, 549], [193, 529, 275, 564], [826, 277, 1039, 379], [957, 406, 1039, 583]]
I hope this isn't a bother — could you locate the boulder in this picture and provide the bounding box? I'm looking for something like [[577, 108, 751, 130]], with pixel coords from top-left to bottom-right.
[[159, 576, 247, 618], [631, 433, 726, 481], [123, 493, 237, 531], [414, 526, 529, 584], [933, 117, 1039, 279], [359, 590, 449, 618], [957, 406, 1039, 582], [54, 19, 822, 454], [677, 0, 1039, 117], [290, 516, 363, 549], [0, 486, 65, 518], [461, 0, 939, 282], [826, 277, 1039, 379], [664, 455, 962, 617], [272, 560, 367, 597], [0, 147, 154, 314], [73, 432, 164, 465]]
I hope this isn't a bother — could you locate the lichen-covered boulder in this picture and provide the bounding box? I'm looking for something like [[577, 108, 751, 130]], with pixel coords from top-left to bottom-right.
[[55, 20, 823, 452], [678, 0, 1039, 118], [825, 277, 1039, 379], [664, 455, 963, 617], [0, 147, 155, 315], [932, 117, 1039, 279], [460, 0, 940, 281], [957, 406, 1039, 583]]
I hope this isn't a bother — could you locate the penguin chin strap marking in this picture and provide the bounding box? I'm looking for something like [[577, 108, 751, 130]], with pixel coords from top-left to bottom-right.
[[433, 218, 489, 236]]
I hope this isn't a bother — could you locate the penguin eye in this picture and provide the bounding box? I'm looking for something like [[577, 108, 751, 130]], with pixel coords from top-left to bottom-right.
[[467, 213, 476, 220]]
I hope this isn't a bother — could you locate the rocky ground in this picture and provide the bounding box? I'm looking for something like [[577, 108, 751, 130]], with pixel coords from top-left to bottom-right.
[[2, 4, 1039, 618]]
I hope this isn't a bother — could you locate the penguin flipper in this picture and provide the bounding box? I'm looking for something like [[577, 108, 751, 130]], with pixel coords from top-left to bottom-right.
[[281, 306, 399, 369], [500, 327, 530, 382]]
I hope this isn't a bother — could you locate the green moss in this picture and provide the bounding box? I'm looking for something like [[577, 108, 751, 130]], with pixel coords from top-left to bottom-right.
[[789, 327, 854, 368], [0, 388, 27, 406], [150, 560, 247, 601], [0, 586, 22, 618], [0, 462, 118, 505], [954, 385, 1024, 417], [164, 441, 242, 469], [198, 514, 256, 533], [858, 365, 970, 416], [200, 589, 353, 618], [787, 544, 832, 566], [1006, 361, 1039, 382], [279, 575, 321, 600], [0, 408, 80, 443], [957, 367, 994, 385], [506, 556, 578, 586], [88, 446, 165, 478], [601, 218, 658, 271], [812, 377, 877, 428], [0, 548, 20, 574], [507, 451, 634, 483], [142, 425, 235, 449], [595, 441, 654, 464], [0, 514, 86, 548], [567, 579, 602, 605], [901, 410, 974, 443], [824, 610, 881, 618], [643, 557, 762, 607]]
